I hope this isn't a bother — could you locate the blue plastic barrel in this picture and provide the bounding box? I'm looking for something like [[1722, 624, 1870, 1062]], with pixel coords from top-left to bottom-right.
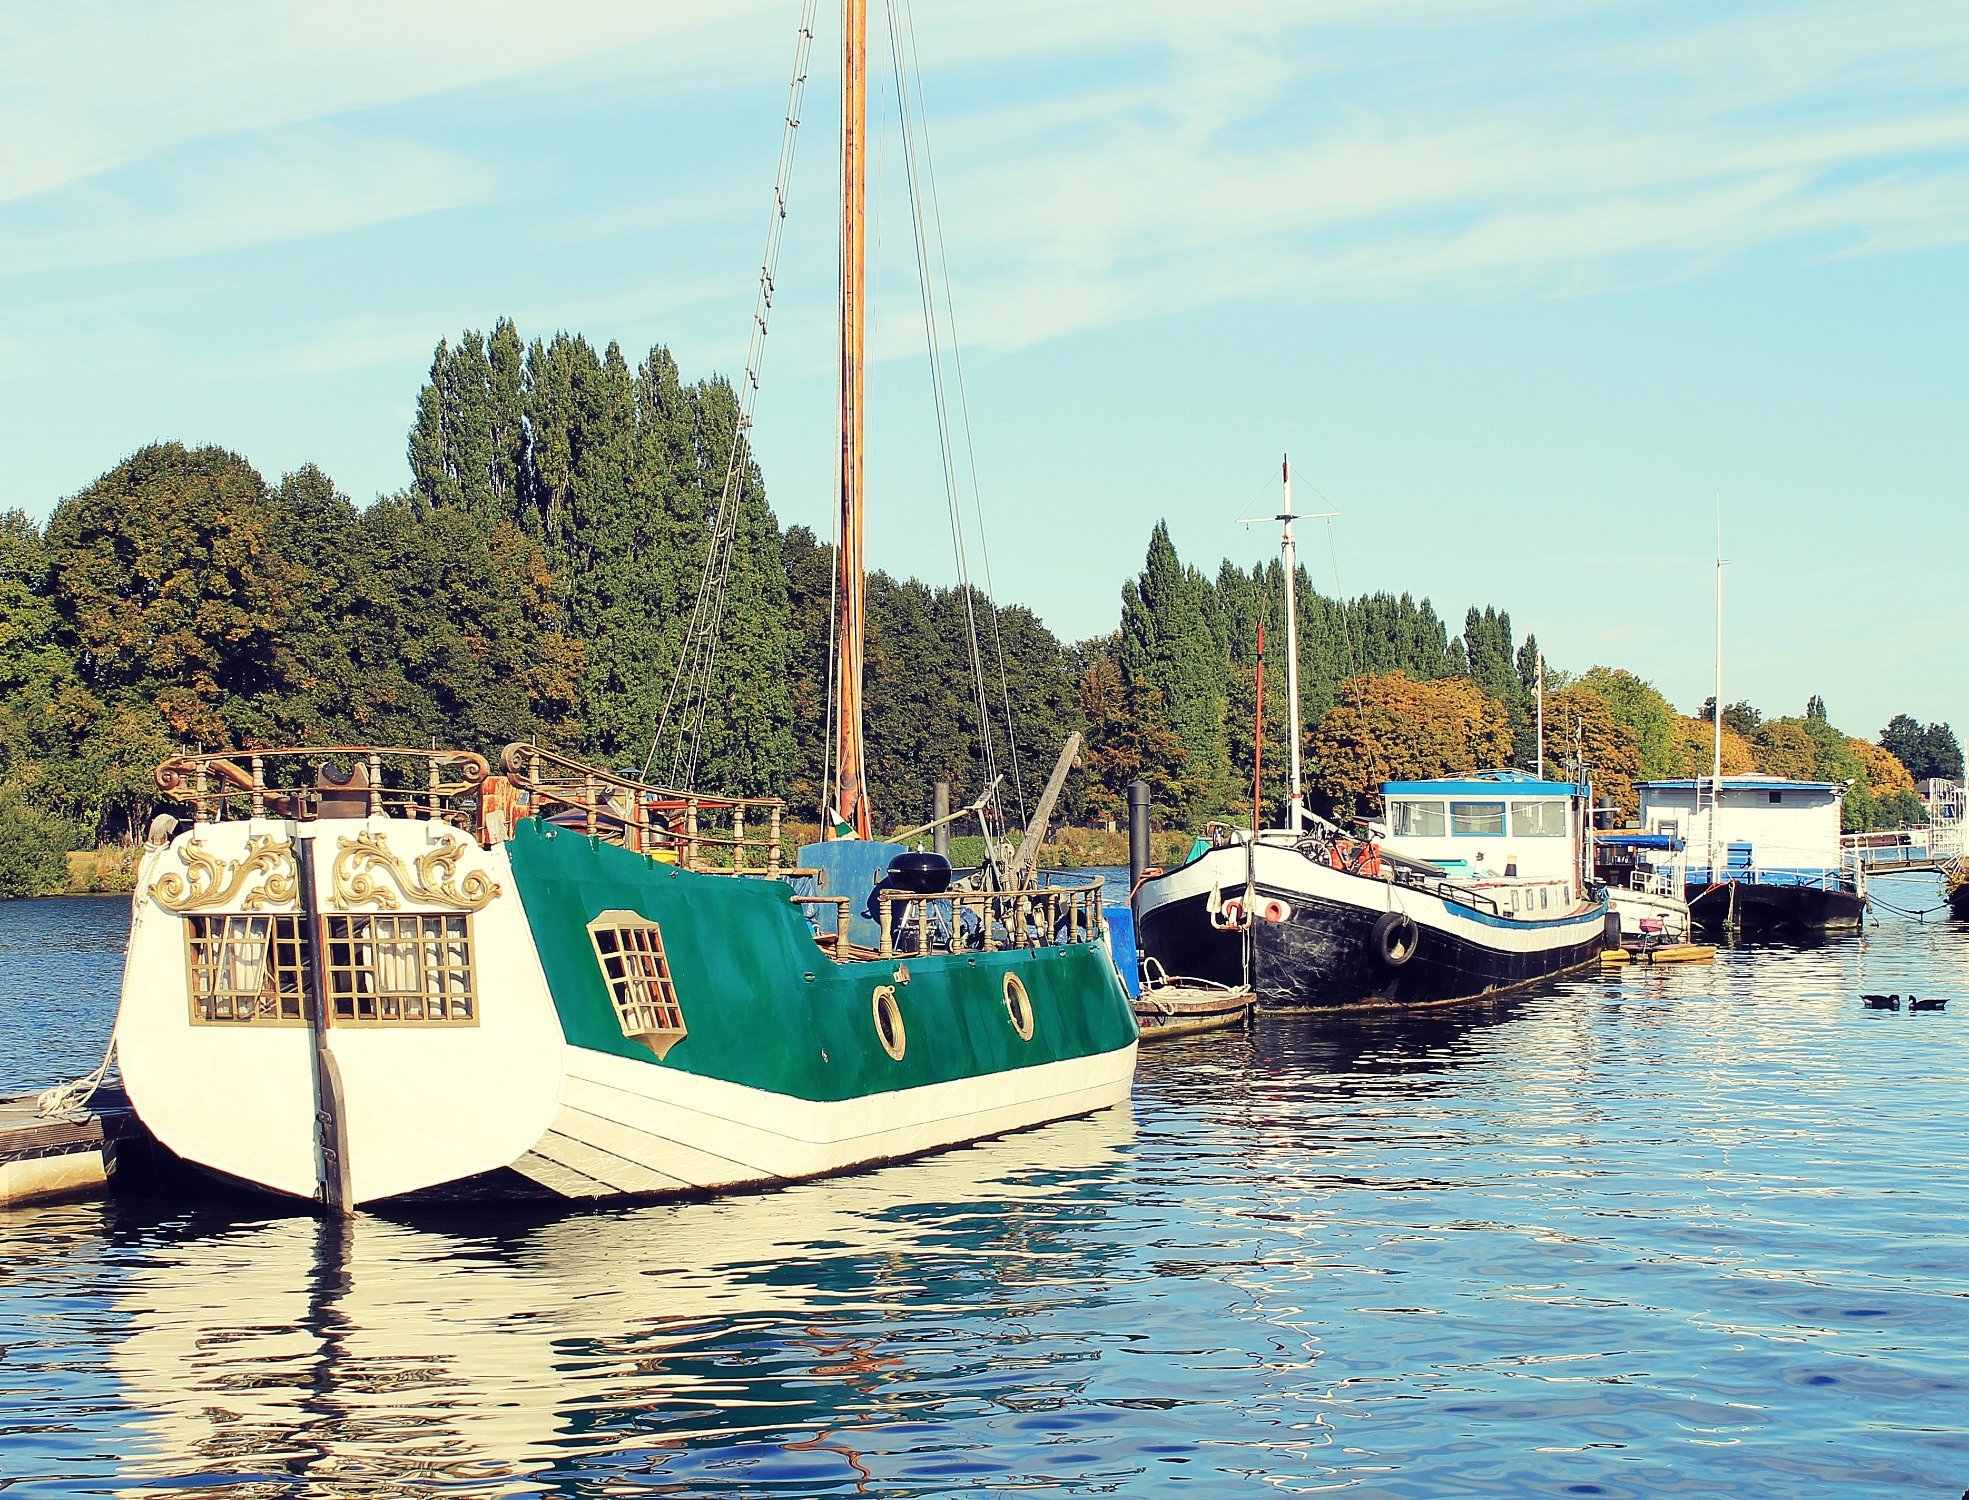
[[1103, 903, 1141, 998]]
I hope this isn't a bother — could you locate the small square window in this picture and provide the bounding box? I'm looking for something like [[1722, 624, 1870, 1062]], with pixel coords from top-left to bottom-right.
[[1769, 791, 1782, 803], [589, 912, 687, 1058]]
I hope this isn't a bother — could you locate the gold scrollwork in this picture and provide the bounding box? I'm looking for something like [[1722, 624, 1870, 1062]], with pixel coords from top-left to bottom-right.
[[151, 837, 298, 913], [330, 831, 500, 912]]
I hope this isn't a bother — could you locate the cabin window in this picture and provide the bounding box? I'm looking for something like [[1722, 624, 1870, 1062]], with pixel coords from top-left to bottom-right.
[[1449, 801, 1506, 836], [1391, 801, 1447, 837], [185, 914, 310, 1024], [1510, 800, 1567, 837], [1769, 791, 1782, 804], [588, 912, 687, 1057], [324, 914, 476, 1024]]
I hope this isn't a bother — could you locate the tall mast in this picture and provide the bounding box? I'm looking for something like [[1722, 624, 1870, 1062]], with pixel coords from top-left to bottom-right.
[[1710, 503, 1724, 878], [831, 0, 871, 838], [1240, 457, 1331, 830], [1279, 457, 1304, 830]]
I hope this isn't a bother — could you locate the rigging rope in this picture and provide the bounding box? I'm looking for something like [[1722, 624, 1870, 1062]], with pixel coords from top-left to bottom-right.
[[648, 0, 820, 787], [882, 0, 1013, 833], [894, 0, 1028, 828]]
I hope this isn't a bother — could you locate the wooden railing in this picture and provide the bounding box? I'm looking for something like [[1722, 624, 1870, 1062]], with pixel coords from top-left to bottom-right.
[[155, 748, 490, 828], [789, 894, 853, 954], [500, 743, 786, 876], [872, 874, 1107, 958]]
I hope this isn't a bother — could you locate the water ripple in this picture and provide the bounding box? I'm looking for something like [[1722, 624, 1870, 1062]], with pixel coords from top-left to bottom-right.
[[3, 883, 1969, 1493]]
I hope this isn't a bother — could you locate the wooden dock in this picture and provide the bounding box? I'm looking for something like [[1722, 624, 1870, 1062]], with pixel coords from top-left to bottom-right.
[[0, 1085, 145, 1209], [1603, 942, 1717, 966]]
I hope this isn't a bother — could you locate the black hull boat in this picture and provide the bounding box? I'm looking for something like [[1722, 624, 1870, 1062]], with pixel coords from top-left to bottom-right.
[[1135, 835, 1612, 1012], [1685, 879, 1865, 935]]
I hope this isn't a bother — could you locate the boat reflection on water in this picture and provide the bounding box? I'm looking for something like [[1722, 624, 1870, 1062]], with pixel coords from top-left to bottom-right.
[[107, 1110, 1136, 1495], [1247, 991, 1540, 1093]]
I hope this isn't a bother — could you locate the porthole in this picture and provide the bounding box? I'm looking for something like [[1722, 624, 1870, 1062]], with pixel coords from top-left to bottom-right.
[[872, 984, 907, 1060], [1004, 972, 1035, 1041]]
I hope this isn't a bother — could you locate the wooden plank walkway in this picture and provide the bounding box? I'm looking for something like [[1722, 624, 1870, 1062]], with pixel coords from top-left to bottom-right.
[[0, 1084, 144, 1209]]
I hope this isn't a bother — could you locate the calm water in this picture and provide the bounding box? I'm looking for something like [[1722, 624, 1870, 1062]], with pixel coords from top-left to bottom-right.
[[2, 876, 1967, 1497]]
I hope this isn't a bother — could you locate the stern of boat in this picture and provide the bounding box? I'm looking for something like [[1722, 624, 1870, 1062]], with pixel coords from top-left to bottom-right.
[[117, 817, 565, 1207]]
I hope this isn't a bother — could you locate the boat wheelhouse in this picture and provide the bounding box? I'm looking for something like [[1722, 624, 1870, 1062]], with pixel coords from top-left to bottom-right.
[[1591, 831, 1693, 942], [1634, 775, 1865, 933], [1375, 775, 1584, 918]]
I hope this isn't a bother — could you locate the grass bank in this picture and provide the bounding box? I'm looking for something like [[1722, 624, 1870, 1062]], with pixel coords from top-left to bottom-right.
[[66, 847, 139, 894]]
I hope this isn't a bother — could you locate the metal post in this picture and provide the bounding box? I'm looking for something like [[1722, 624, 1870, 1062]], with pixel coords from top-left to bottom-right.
[[1127, 780, 1152, 892], [933, 782, 951, 857], [296, 836, 352, 1214]]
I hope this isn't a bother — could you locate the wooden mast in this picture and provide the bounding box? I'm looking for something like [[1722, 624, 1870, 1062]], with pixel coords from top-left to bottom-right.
[[832, 0, 872, 838]]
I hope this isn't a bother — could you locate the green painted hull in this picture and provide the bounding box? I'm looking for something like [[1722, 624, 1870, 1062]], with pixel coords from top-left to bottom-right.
[[506, 821, 1140, 1102]]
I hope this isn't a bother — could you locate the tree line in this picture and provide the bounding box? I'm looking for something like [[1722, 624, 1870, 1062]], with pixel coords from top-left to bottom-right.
[[0, 319, 1956, 894]]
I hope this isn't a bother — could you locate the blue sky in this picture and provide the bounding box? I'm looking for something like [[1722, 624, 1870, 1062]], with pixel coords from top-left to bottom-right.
[[4, 0, 1965, 740]]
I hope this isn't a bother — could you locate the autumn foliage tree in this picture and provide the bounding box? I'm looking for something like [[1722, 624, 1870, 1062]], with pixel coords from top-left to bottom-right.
[[1542, 684, 1641, 817], [1071, 646, 1190, 823], [1665, 714, 1755, 779], [1307, 672, 1514, 819]]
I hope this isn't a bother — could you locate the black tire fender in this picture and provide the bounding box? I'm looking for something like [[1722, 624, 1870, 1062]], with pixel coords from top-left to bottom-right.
[[1371, 910, 1419, 967], [1602, 909, 1622, 949]]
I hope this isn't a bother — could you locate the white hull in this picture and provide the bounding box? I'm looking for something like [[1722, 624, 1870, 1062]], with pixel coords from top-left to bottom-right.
[[1607, 886, 1692, 942], [511, 1042, 1135, 1199]]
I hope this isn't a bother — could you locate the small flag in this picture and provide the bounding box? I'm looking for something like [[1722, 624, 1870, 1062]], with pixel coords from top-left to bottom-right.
[[828, 807, 861, 840]]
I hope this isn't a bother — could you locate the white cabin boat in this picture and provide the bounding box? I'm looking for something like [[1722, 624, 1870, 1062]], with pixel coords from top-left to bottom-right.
[[1634, 776, 1865, 932]]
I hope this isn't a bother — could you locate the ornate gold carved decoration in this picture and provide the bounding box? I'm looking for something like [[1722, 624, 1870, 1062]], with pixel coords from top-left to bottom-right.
[[151, 837, 298, 914], [330, 832, 500, 912]]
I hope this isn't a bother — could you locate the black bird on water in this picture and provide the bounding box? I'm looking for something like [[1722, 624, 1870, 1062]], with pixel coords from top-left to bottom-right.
[[1910, 995, 1948, 1012], [1861, 994, 1900, 1010]]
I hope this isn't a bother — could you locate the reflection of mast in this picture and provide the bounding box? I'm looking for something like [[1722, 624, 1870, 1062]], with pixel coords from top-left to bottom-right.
[[830, 0, 871, 838]]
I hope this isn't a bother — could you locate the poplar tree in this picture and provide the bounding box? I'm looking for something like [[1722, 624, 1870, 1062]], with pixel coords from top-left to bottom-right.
[[680, 376, 794, 798], [1118, 523, 1231, 813]]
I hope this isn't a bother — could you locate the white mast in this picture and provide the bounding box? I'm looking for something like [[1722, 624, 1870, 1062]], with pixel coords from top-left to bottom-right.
[[1710, 503, 1724, 879], [1280, 456, 1304, 831], [1239, 457, 1336, 831]]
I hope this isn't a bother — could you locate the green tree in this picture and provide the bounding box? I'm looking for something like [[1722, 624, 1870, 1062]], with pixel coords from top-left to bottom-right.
[[0, 789, 74, 897], [1882, 714, 1964, 782], [1577, 667, 1678, 782], [1070, 644, 1190, 823], [1699, 697, 1763, 738], [43, 443, 303, 746], [340, 494, 581, 750], [1118, 523, 1231, 813], [678, 376, 795, 798]]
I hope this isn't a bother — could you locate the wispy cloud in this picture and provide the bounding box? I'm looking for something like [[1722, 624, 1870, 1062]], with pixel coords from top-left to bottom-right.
[[0, 1, 788, 207], [893, 0, 1969, 346], [0, 129, 492, 275]]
